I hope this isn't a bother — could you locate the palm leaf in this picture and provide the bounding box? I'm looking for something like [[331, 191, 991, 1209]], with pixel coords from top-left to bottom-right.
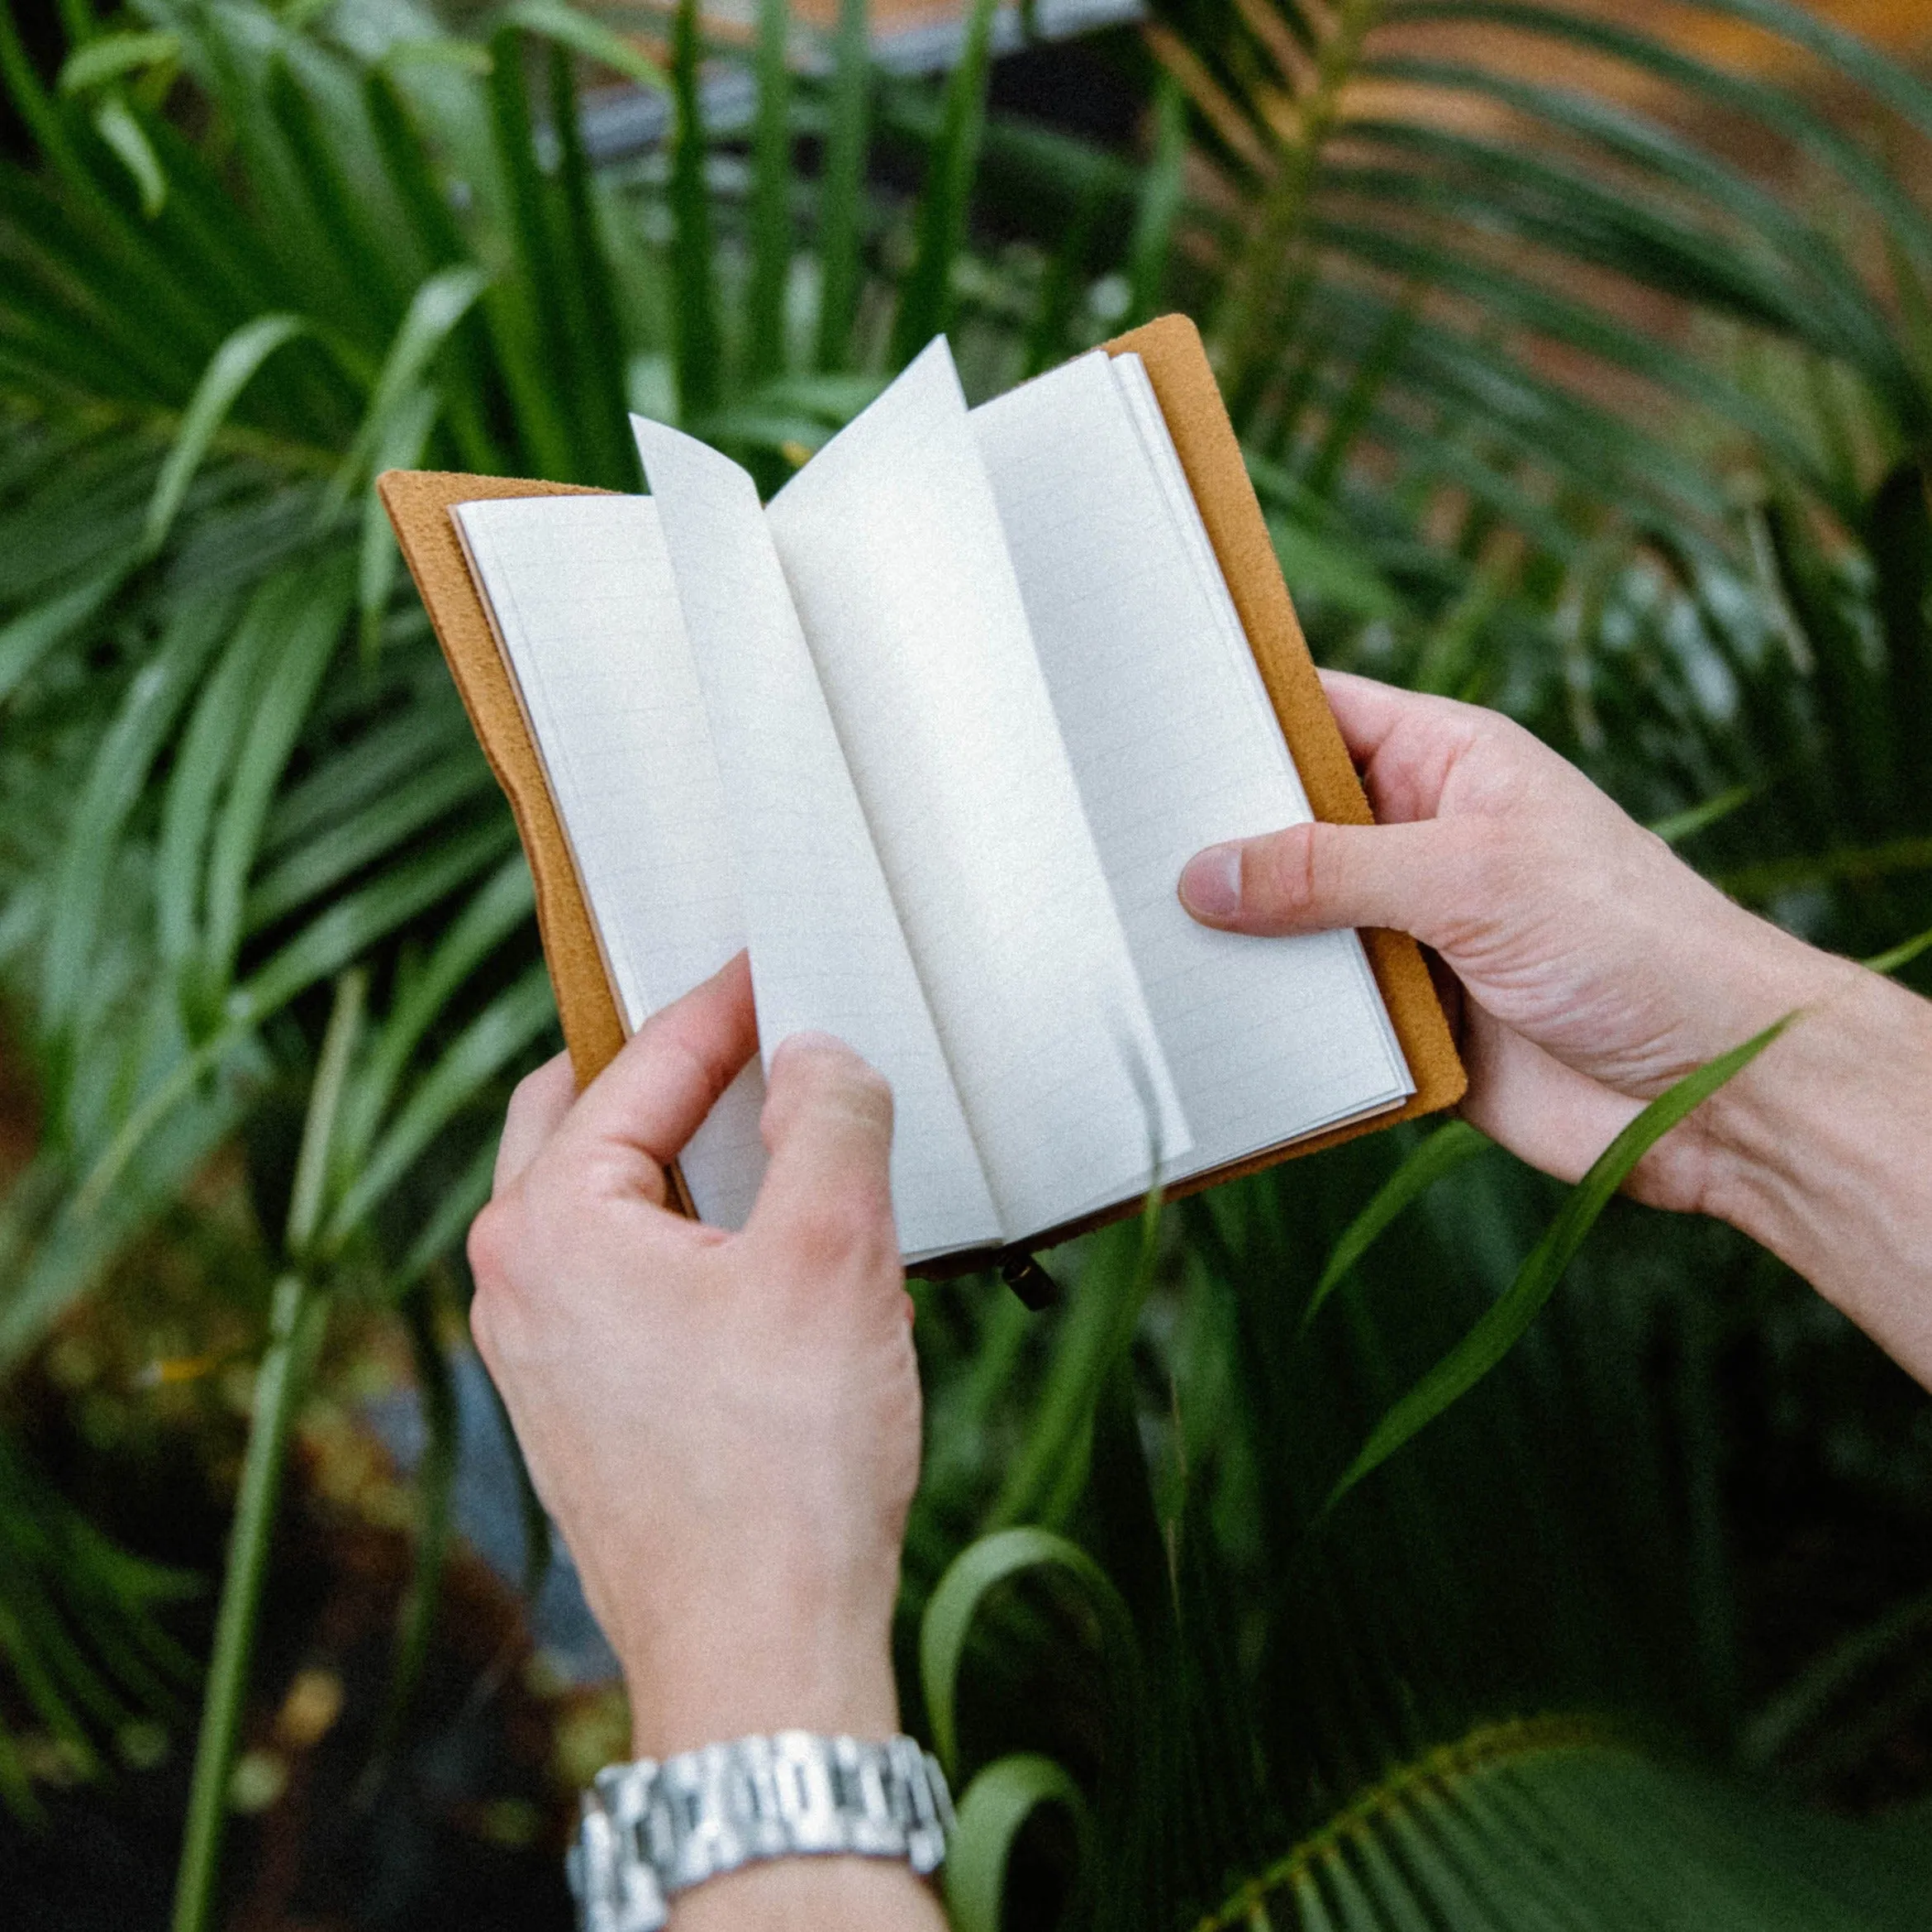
[[945, 1752, 1092, 1932], [1322, 1016, 1792, 1517], [888, 0, 999, 364], [814, 0, 872, 370]]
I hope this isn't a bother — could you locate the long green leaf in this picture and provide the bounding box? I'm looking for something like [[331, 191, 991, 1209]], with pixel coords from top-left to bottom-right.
[[154, 577, 300, 976], [171, 969, 364, 1932], [920, 1525, 1141, 1785], [1648, 781, 1762, 847], [545, 45, 632, 489], [1692, 0, 1932, 143], [988, 1202, 1161, 1531], [1125, 73, 1187, 329], [1306, 1121, 1492, 1330], [360, 69, 502, 473], [335, 854, 535, 1173], [192, 559, 352, 1018], [813, 0, 870, 371], [240, 818, 517, 1020], [75, 821, 517, 1220], [357, 383, 440, 659], [484, 22, 578, 478], [253, 60, 391, 347], [241, 747, 492, 934], [0, 559, 130, 706], [40, 592, 231, 1045], [1719, 836, 1932, 900], [1375, 1, 1932, 274], [2, 1096, 245, 1367], [668, 0, 721, 420], [1863, 923, 1932, 978], [326, 963, 554, 1244], [745, 0, 792, 386], [262, 694, 473, 859], [395, 1135, 498, 1287], [58, 30, 181, 95], [320, 267, 487, 523], [145, 313, 311, 555], [503, 0, 669, 93], [91, 94, 167, 217], [945, 1752, 1092, 1932], [1322, 1016, 1795, 1517], [887, 0, 997, 365]]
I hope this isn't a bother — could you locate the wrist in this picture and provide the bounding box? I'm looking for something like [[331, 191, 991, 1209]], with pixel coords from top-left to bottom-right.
[[669, 1857, 947, 1931], [620, 1623, 900, 1761], [1700, 956, 1932, 1377], [592, 1530, 904, 1758], [574, 1736, 953, 1932]]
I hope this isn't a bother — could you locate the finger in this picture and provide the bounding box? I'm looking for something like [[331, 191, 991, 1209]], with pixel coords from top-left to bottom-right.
[[1178, 815, 1488, 948], [746, 1031, 897, 1253], [1317, 669, 1493, 825], [556, 951, 759, 1202], [494, 1052, 577, 1193], [1316, 668, 1435, 763], [1457, 1007, 1641, 1187]]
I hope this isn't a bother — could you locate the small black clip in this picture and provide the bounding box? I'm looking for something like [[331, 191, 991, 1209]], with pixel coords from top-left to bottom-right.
[[998, 1250, 1059, 1311]]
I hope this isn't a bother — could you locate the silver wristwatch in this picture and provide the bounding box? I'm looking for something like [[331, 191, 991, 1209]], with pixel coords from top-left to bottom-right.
[[567, 1731, 955, 1931]]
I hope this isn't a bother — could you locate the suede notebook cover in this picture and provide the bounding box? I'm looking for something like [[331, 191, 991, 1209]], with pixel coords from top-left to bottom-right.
[[378, 313, 1467, 1264]]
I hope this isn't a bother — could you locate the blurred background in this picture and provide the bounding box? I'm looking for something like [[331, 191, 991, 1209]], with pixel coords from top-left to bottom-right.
[[3, 0, 1932, 1925]]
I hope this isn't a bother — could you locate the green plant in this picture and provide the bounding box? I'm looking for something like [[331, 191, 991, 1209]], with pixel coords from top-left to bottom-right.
[[911, 1105, 1932, 1929], [1, 0, 1930, 1922]]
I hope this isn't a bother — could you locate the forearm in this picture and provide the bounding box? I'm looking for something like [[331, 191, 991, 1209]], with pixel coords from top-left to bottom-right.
[[1706, 959, 1932, 1380], [621, 1624, 947, 1931], [672, 1858, 949, 1931]]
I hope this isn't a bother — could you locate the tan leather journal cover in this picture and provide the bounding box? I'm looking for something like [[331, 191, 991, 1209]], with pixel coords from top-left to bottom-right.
[[378, 313, 1466, 1262]]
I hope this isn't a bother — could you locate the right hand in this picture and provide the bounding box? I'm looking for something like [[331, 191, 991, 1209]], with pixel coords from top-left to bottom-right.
[[1178, 672, 1932, 1375], [1178, 669, 1848, 1209]]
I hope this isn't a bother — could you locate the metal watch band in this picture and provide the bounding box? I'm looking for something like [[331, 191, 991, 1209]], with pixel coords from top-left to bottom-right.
[[567, 1731, 955, 1932]]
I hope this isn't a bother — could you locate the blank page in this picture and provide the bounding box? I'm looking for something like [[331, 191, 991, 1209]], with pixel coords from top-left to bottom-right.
[[764, 339, 1191, 1240], [632, 417, 1002, 1263], [968, 350, 1414, 1179], [452, 494, 766, 1231]]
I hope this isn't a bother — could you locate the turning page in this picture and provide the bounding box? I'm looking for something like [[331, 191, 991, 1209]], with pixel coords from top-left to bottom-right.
[[969, 350, 1414, 1175], [451, 494, 766, 1230], [764, 340, 1192, 1237], [631, 420, 1002, 1261]]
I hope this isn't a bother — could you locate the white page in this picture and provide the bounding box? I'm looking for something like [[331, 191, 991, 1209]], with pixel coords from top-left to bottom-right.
[[452, 494, 766, 1231], [631, 417, 1001, 1262], [968, 350, 1413, 1179], [764, 339, 1192, 1239], [1110, 353, 1411, 1093]]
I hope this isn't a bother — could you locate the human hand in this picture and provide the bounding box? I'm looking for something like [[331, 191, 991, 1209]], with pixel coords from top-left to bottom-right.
[[467, 953, 919, 1765], [1178, 672, 1932, 1372]]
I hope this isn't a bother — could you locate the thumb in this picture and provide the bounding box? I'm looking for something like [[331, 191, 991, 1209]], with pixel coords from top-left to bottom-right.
[[746, 1031, 898, 1256], [1178, 817, 1479, 945]]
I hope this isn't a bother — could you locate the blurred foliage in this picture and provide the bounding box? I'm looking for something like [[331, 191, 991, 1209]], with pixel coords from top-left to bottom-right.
[[2, 0, 1932, 1922]]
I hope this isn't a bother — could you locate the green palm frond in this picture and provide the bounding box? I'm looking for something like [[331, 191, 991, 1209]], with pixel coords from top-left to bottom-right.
[[1194, 1720, 1932, 1931], [2, 0, 1930, 1908]]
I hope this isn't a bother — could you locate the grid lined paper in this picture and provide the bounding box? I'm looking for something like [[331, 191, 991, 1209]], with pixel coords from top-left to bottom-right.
[[452, 494, 766, 1230], [453, 338, 1414, 1260], [632, 416, 1001, 1259], [969, 350, 1414, 1178], [766, 340, 1192, 1235]]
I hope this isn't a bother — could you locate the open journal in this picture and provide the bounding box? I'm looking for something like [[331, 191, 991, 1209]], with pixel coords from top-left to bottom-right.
[[382, 316, 1464, 1269]]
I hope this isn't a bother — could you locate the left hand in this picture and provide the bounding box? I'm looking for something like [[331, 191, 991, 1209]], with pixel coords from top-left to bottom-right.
[[467, 953, 921, 1764]]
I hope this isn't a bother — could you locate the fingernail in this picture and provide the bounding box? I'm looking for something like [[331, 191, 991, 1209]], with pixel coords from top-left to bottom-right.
[[771, 1029, 849, 1067], [1179, 843, 1242, 921]]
